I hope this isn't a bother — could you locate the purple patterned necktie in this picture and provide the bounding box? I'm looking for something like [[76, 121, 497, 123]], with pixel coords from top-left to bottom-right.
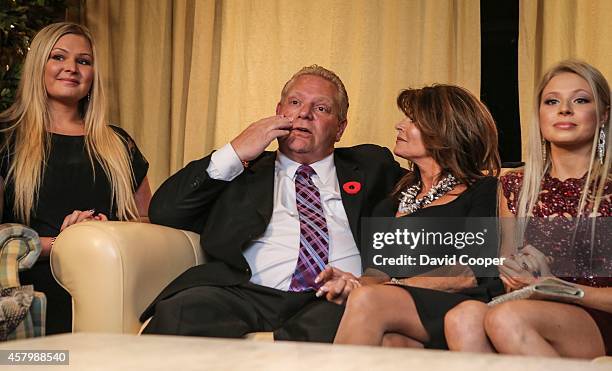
[[289, 165, 329, 292]]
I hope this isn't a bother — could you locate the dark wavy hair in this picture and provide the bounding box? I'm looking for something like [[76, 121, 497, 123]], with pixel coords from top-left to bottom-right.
[[392, 84, 501, 198]]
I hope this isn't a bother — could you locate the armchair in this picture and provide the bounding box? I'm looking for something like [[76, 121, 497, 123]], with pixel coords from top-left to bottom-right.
[[0, 223, 46, 340], [50, 221, 204, 334]]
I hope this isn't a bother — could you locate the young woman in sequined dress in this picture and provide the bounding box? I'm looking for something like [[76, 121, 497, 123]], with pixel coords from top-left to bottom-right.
[[444, 60, 612, 358]]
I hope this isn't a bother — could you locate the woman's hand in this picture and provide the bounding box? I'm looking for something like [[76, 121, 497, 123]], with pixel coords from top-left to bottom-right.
[[499, 244, 553, 290], [314, 266, 361, 305], [518, 244, 553, 277], [60, 209, 108, 231]]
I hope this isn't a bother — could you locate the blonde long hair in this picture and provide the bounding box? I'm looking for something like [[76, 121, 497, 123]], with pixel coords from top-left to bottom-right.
[[0, 22, 139, 224], [516, 60, 611, 239]]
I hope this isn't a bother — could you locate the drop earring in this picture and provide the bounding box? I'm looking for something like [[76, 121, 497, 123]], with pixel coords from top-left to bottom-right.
[[598, 124, 606, 164]]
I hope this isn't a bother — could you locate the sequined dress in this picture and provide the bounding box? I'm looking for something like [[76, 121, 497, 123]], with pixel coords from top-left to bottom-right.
[[501, 171, 611, 354]]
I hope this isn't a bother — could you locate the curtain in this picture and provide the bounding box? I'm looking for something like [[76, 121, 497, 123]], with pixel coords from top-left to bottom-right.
[[519, 0, 612, 158], [86, 0, 481, 189], [85, 0, 218, 188]]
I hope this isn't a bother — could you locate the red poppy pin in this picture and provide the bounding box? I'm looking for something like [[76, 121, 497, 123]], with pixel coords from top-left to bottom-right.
[[343, 181, 362, 195]]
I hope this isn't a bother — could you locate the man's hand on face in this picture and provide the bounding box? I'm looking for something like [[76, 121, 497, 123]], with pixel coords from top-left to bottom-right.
[[230, 115, 293, 162]]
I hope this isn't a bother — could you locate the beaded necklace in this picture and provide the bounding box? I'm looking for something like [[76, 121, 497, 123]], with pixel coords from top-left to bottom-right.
[[397, 173, 459, 216]]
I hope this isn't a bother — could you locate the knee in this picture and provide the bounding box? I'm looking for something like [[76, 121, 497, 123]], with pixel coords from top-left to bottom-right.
[[154, 290, 201, 320], [445, 301, 484, 333], [344, 285, 383, 316], [143, 297, 185, 335], [145, 287, 246, 337], [484, 302, 527, 342], [444, 301, 487, 346]]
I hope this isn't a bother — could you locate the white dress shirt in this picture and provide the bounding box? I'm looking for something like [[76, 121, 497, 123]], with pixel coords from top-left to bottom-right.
[[207, 143, 361, 290]]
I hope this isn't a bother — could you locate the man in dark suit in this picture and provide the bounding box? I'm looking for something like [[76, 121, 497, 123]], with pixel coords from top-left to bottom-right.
[[142, 65, 402, 342]]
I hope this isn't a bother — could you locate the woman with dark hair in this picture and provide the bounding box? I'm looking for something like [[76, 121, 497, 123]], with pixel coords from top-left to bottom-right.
[[317, 84, 503, 349]]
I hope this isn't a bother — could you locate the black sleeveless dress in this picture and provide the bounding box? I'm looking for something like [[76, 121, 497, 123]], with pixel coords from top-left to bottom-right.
[[0, 125, 148, 334], [371, 176, 504, 349]]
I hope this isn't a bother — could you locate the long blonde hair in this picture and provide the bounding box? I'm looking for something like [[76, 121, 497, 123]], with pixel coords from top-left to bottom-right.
[[516, 60, 611, 239], [0, 22, 139, 224]]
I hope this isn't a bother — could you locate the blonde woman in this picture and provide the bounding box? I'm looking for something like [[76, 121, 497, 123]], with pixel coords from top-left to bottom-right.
[[445, 60, 611, 358], [0, 22, 151, 333]]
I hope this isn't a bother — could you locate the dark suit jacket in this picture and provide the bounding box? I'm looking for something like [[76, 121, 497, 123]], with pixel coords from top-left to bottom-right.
[[141, 144, 402, 320]]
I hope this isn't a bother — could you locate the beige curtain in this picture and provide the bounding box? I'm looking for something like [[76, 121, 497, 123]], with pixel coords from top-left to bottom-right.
[[86, 0, 480, 189], [85, 0, 218, 188], [519, 0, 612, 158]]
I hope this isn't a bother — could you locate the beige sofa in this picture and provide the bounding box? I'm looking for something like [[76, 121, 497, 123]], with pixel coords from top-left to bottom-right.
[[50, 221, 204, 334], [49, 221, 611, 362]]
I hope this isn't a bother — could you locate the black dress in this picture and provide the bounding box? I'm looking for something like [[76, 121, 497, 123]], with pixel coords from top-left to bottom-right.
[[0, 125, 148, 334], [372, 176, 504, 349]]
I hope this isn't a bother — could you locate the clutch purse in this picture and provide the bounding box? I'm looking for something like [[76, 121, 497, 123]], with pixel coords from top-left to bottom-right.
[[488, 277, 584, 306]]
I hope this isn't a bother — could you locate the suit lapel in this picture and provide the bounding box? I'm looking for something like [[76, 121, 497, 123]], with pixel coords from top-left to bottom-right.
[[245, 151, 365, 242], [246, 153, 276, 224], [334, 152, 365, 243]]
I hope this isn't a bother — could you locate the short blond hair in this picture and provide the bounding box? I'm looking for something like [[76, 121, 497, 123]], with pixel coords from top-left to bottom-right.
[[280, 65, 349, 122]]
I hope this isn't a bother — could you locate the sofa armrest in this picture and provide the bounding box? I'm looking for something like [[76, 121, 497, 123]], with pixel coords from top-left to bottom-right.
[[50, 221, 204, 334], [0, 223, 41, 288]]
